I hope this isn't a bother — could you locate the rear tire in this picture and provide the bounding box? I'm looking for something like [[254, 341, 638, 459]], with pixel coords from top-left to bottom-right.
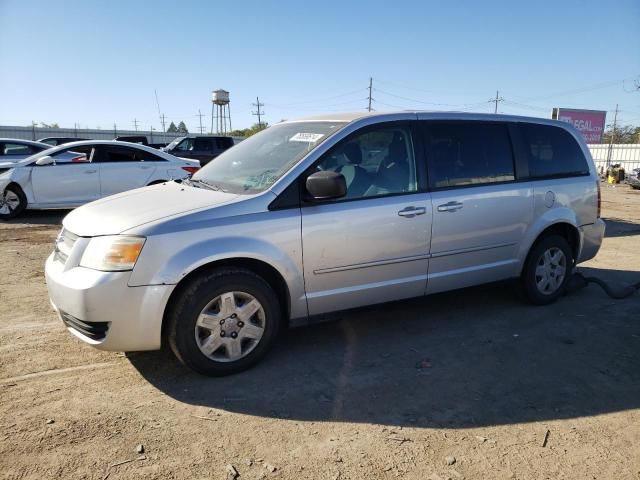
[[521, 235, 573, 305], [0, 184, 27, 220], [167, 268, 282, 376]]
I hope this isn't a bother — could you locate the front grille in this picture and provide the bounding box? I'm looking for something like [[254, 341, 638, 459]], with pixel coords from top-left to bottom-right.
[[54, 228, 78, 263], [60, 311, 109, 341]]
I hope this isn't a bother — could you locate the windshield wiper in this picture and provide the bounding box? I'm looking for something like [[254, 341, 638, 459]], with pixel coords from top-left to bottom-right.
[[187, 178, 227, 192]]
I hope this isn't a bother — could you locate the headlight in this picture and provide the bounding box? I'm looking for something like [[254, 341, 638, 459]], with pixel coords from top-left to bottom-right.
[[80, 236, 146, 271]]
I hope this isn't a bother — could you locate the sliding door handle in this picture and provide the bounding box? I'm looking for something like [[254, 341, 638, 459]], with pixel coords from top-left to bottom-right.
[[398, 206, 426, 218]]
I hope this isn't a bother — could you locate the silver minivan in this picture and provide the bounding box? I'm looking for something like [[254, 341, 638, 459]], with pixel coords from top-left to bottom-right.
[[45, 112, 605, 375]]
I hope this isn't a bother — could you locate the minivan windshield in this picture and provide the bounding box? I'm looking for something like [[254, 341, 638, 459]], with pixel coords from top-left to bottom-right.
[[191, 121, 346, 193]]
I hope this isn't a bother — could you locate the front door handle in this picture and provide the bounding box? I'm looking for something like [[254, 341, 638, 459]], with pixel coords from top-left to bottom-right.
[[398, 206, 426, 218], [84, 169, 97, 174], [437, 201, 463, 212]]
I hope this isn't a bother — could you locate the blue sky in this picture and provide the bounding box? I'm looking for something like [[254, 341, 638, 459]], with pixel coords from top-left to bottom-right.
[[1, 0, 639, 132]]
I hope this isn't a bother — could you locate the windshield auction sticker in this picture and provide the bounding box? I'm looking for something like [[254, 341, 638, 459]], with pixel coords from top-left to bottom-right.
[[289, 132, 324, 143]]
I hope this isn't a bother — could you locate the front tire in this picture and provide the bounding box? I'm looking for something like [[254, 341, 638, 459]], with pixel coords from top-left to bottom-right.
[[0, 184, 27, 220], [167, 268, 282, 376], [521, 235, 573, 305]]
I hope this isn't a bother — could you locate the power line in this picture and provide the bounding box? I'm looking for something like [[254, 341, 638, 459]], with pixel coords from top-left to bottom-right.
[[269, 88, 367, 107], [374, 88, 484, 107], [375, 78, 488, 96], [513, 76, 637, 102]]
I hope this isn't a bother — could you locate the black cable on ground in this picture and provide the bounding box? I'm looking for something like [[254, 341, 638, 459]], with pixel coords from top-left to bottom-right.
[[567, 271, 640, 299]]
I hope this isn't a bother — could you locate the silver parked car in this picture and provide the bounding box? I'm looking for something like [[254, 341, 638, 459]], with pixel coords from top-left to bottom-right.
[[45, 112, 605, 376], [0, 138, 50, 163]]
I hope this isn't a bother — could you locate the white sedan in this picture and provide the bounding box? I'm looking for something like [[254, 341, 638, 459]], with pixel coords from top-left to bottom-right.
[[0, 140, 201, 219]]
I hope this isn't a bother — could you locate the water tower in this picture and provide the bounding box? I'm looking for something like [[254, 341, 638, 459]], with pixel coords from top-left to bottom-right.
[[211, 89, 232, 134]]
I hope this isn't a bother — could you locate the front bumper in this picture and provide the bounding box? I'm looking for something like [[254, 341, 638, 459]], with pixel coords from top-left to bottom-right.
[[577, 218, 606, 264], [45, 253, 174, 351]]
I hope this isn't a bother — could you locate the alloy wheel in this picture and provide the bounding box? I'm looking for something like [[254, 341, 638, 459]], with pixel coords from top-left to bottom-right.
[[0, 189, 20, 215]]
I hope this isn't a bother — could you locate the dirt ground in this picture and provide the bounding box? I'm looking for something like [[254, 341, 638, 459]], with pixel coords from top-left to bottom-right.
[[1, 184, 639, 480]]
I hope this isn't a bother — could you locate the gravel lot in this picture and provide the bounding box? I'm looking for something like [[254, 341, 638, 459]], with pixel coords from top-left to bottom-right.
[[1, 184, 639, 480]]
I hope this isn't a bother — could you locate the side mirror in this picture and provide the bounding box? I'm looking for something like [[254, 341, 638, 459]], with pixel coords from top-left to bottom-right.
[[35, 156, 54, 166], [305, 170, 347, 201]]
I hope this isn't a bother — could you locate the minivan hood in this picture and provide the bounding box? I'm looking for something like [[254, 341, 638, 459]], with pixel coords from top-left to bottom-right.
[[63, 181, 240, 236]]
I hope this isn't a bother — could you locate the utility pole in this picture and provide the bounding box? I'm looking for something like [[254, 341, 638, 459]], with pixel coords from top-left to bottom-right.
[[155, 89, 166, 133], [133, 118, 139, 131], [491, 90, 504, 114], [367, 77, 373, 112], [113, 123, 117, 138], [252, 96, 265, 127], [31, 121, 36, 140], [196, 109, 205, 134], [606, 104, 619, 168], [150, 126, 154, 143]]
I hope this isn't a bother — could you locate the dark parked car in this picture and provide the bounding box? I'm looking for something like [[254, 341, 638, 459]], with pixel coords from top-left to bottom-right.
[[39, 137, 89, 146], [163, 135, 235, 166], [114, 135, 168, 149]]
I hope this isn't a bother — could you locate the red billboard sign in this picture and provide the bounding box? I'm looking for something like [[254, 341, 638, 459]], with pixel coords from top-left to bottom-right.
[[552, 108, 607, 144]]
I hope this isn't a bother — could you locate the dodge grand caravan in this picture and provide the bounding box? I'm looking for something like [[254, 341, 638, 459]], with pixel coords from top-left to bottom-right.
[[45, 112, 605, 376]]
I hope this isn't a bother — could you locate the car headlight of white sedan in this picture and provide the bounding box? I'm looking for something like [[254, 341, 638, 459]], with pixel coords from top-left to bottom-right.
[[80, 235, 146, 271]]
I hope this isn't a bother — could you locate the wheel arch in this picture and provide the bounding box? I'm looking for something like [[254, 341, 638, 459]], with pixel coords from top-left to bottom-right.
[[161, 257, 292, 343], [520, 221, 580, 275]]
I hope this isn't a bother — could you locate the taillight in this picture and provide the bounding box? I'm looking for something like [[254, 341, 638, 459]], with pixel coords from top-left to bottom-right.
[[182, 166, 199, 174], [596, 180, 601, 218]]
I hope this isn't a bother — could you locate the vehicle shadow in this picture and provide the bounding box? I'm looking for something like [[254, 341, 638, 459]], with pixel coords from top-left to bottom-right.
[[128, 268, 640, 429], [5, 209, 70, 226], [603, 217, 640, 238]]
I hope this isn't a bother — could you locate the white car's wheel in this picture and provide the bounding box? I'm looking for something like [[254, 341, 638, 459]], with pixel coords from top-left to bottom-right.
[[0, 185, 27, 220]]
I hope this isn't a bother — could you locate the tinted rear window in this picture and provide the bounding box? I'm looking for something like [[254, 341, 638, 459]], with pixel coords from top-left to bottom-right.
[[194, 138, 214, 151], [520, 124, 589, 178], [424, 122, 515, 189], [216, 137, 234, 149]]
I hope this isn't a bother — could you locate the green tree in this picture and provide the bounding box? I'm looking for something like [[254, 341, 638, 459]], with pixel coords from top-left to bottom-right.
[[602, 125, 639, 144], [39, 122, 59, 128], [167, 121, 178, 133], [228, 122, 269, 138], [177, 121, 188, 134]]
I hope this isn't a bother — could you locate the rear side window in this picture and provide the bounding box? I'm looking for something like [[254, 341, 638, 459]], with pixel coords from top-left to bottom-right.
[[194, 138, 214, 151], [216, 137, 234, 149], [520, 124, 589, 178], [100, 147, 141, 162], [424, 122, 515, 189]]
